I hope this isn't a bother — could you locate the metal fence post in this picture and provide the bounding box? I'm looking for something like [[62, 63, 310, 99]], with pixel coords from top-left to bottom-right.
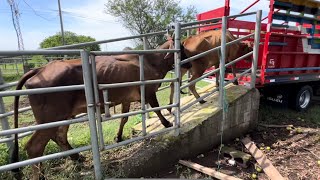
[[219, 16, 227, 108], [143, 37, 150, 119], [80, 50, 102, 180], [0, 69, 13, 158], [139, 55, 147, 136], [174, 21, 182, 131], [251, 10, 262, 88], [186, 30, 191, 95], [90, 54, 105, 150]]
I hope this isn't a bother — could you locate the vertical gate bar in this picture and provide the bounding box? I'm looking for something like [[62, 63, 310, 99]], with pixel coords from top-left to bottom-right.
[[186, 29, 191, 95], [0, 70, 13, 158], [143, 37, 150, 119], [80, 50, 102, 180], [90, 54, 105, 149], [174, 21, 181, 130], [251, 10, 262, 89], [103, 90, 111, 118], [139, 55, 147, 136], [15, 59, 19, 75], [219, 16, 227, 108]]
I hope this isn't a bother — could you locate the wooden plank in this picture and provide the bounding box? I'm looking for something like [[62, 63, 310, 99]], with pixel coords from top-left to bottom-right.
[[179, 160, 242, 180], [259, 124, 293, 128], [241, 137, 285, 180]]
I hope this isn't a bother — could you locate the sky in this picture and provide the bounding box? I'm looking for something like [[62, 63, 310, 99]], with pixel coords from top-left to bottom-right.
[[0, 0, 272, 51]]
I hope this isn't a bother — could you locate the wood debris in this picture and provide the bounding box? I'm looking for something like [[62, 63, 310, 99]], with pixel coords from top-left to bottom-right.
[[241, 137, 285, 180], [179, 160, 242, 180]]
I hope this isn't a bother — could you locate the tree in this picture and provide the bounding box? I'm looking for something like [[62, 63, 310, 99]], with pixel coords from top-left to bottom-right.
[[40, 31, 101, 51], [105, 0, 197, 48]]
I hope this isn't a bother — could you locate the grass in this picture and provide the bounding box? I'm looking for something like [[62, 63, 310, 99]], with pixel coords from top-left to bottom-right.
[[259, 102, 320, 126]]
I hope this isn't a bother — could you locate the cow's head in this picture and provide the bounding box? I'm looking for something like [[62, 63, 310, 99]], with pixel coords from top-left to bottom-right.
[[238, 41, 254, 62], [163, 35, 192, 70]]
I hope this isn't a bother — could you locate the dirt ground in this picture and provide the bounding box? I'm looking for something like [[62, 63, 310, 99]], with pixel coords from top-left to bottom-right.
[[153, 102, 320, 180]]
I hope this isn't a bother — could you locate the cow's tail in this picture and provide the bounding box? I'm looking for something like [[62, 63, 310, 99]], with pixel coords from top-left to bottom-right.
[[11, 68, 40, 174]]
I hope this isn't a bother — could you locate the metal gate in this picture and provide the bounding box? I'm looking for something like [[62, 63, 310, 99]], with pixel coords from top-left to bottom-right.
[[0, 10, 261, 180]]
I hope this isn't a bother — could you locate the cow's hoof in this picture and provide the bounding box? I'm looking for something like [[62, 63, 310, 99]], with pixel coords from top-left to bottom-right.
[[180, 90, 187, 94], [70, 153, 85, 162], [115, 136, 123, 143], [163, 121, 173, 128], [233, 80, 239, 85], [199, 100, 206, 104]]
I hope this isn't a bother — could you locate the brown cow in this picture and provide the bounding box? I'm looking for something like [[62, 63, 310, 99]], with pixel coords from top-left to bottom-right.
[[168, 29, 252, 111], [11, 40, 191, 180]]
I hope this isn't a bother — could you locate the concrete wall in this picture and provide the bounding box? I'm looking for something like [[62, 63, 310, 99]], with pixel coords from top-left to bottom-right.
[[103, 85, 260, 178]]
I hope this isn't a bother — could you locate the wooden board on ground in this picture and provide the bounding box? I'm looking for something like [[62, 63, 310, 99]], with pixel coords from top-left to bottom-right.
[[241, 137, 285, 180], [179, 160, 242, 180], [259, 124, 293, 128]]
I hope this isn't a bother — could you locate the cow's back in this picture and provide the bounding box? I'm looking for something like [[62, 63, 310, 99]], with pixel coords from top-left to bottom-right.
[[24, 60, 86, 123], [25, 60, 84, 89], [182, 30, 240, 68]]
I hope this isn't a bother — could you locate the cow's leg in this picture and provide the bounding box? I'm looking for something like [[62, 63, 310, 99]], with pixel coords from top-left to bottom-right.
[[231, 63, 239, 85], [215, 64, 220, 87], [51, 125, 83, 161], [25, 128, 56, 180], [168, 68, 188, 113], [179, 68, 189, 94], [116, 102, 130, 142], [188, 69, 207, 104], [148, 93, 172, 127]]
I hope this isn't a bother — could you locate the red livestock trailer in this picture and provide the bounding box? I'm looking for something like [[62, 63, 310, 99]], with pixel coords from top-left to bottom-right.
[[198, 0, 320, 111]]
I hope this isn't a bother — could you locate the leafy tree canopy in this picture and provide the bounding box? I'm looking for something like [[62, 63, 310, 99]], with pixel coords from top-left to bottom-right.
[[105, 0, 197, 48], [40, 31, 101, 51]]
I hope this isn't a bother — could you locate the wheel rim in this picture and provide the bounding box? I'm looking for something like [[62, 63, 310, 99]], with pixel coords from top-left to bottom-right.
[[299, 90, 311, 109]]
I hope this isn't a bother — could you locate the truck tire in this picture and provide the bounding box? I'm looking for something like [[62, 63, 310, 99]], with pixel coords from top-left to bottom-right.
[[292, 85, 313, 111]]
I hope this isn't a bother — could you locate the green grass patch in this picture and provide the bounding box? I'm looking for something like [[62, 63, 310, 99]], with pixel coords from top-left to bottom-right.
[[259, 103, 320, 126]]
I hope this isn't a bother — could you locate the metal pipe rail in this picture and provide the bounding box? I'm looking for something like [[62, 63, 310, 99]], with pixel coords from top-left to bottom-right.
[[0, 106, 32, 119], [0, 145, 91, 172], [227, 11, 257, 19], [0, 131, 33, 144], [102, 104, 177, 122], [98, 78, 177, 90], [225, 69, 252, 86], [46, 31, 170, 50], [0, 50, 81, 56], [181, 46, 221, 65], [181, 68, 220, 90], [225, 52, 253, 68], [92, 49, 179, 56], [181, 17, 222, 27], [0, 116, 88, 137], [182, 22, 222, 31], [180, 87, 219, 112], [0, 112, 88, 144], [0, 84, 85, 97], [158, 78, 189, 91], [0, 81, 18, 90]]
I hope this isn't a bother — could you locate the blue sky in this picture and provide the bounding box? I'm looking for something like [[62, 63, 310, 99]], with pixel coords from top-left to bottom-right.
[[0, 0, 271, 51]]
